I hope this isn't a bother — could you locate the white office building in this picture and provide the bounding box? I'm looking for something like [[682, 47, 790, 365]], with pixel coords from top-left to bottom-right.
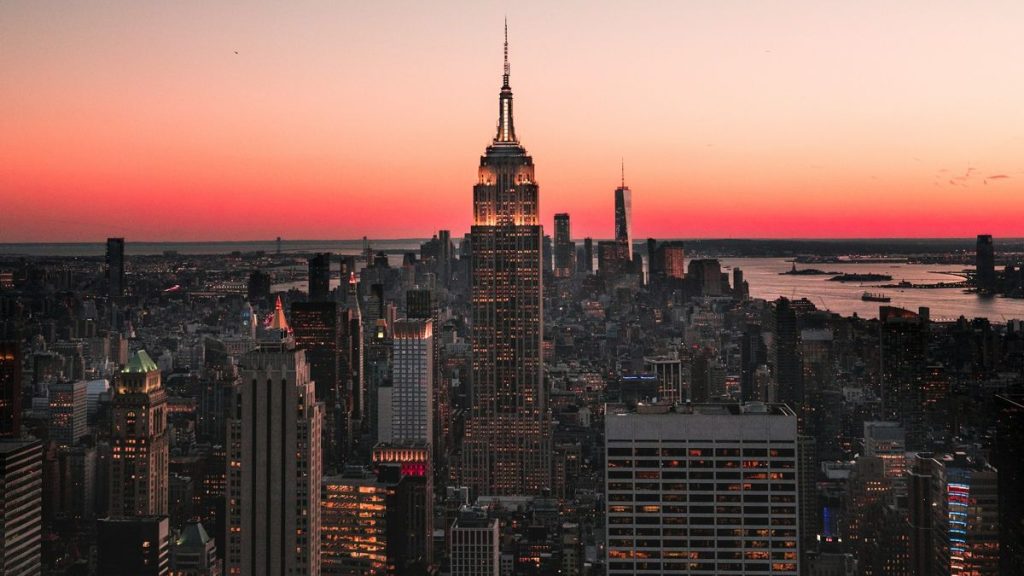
[[605, 402, 800, 575]]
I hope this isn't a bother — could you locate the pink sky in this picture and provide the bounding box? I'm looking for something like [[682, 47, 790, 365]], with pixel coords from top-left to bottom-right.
[[2, 1, 1022, 242]]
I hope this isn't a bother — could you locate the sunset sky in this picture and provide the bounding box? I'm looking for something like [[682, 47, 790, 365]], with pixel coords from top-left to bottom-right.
[[2, 1, 1022, 242]]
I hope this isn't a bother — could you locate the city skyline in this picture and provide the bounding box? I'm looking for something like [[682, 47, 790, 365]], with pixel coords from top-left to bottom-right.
[[4, 5, 1024, 575], [3, 2, 1024, 242]]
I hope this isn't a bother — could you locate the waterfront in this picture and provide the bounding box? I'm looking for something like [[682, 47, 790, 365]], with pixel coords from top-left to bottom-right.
[[722, 258, 1024, 321], [3, 241, 1021, 321]]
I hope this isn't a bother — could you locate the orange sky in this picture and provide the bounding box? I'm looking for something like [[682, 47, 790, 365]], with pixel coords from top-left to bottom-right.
[[2, 1, 1022, 242]]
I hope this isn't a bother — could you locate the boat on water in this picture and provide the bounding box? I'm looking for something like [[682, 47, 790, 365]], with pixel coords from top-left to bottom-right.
[[861, 292, 891, 303]]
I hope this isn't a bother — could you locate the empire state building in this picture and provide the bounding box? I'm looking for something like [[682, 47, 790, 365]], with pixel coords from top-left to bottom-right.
[[462, 24, 550, 496]]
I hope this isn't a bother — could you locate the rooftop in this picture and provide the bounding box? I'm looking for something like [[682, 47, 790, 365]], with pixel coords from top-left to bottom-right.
[[123, 350, 159, 373]]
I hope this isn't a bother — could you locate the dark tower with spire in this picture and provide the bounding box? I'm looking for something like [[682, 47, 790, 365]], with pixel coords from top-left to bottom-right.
[[463, 22, 551, 497]]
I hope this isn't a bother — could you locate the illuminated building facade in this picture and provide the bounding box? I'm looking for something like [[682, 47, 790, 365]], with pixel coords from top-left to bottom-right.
[[110, 350, 169, 517], [321, 468, 389, 576], [928, 453, 999, 576], [321, 459, 429, 576], [390, 320, 433, 445], [605, 403, 800, 575], [373, 445, 433, 569], [226, 346, 323, 576], [463, 24, 550, 497]]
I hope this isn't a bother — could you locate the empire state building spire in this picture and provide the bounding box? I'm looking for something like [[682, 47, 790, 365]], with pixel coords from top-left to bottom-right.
[[495, 19, 517, 144]]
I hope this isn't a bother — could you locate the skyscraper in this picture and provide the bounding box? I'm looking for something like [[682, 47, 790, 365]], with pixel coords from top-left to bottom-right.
[[995, 394, 1024, 575], [0, 439, 42, 576], [308, 252, 332, 303], [652, 241, 685, 284], [106, 237, 125, 298], [463, 23, 550, 496], [774, 297, 803, 411], [583, 237, 594, 273], [49, 380, 87, 448], [390, 319, 433, 445], [976, 234, 996, 293], [110, 350, 169, 517], [226, 345, 323, 576], [321, 468, 390, 575], [879, 306, 929, 449], [0, 340, 21, 439], [291, 301, 348, 470], [605, 403, 800, 575], [247, 269, 272, 308], [614, 172, 633, 260], [553, 213, 574, 278], [926, 453, 1000, 575]]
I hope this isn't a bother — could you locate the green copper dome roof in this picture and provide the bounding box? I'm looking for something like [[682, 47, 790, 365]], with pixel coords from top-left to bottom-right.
[[123, 350, 158, 373]]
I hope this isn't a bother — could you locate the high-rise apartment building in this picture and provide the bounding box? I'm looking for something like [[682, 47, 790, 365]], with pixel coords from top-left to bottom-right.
[[49, 380, 87, 448], [463, 25, 550, 496], [553, 213, 574, 278], [390, 319, 433, 445], [0, 439, 42, 576], [405, 289, 449, 464], [110, 350, 169, 517], [605, 403, 800, 575], [226, 346, 323, 576]]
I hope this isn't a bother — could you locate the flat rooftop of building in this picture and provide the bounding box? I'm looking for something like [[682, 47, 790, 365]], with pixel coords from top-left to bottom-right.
[[607, 401, 796, 417]]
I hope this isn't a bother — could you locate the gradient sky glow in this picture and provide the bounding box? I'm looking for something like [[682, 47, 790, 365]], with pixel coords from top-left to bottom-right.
[[2, 1, 1023, 242]]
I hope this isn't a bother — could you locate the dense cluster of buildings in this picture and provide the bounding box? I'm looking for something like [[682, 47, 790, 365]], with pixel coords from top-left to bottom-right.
[[1, 30, 1024, 576]]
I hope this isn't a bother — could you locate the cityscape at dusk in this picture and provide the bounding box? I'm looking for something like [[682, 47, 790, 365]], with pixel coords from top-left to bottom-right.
[[1, 3, 1024, 576], [3, 2, 1024, 241]]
